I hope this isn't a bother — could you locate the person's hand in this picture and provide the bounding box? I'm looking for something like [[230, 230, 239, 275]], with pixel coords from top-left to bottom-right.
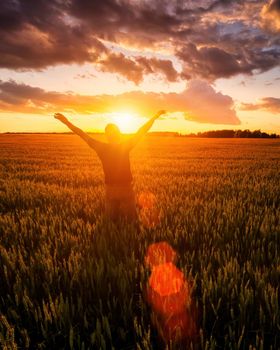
[[54, 113, 68, 123], [154, 110, 166, 119]]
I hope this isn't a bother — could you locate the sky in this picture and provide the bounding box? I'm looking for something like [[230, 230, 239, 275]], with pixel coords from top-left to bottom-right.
[[0, 0, 279, 134]]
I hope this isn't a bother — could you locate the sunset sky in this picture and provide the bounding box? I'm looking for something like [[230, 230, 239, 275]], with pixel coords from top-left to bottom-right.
[[0, 0, 279, 134]]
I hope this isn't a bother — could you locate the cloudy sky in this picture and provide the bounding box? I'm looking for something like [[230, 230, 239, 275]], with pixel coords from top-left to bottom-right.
[[0, 0, 279, 133]]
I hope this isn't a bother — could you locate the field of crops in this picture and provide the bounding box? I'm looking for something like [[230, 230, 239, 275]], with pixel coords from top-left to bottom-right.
[[0, 134, 279, 349]]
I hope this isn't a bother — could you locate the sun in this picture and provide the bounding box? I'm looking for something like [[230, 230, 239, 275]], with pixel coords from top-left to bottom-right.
[[112, 113, 140, 133]]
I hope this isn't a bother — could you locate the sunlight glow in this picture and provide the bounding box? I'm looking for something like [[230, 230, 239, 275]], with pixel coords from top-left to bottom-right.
[[112, 113, 140, 133]]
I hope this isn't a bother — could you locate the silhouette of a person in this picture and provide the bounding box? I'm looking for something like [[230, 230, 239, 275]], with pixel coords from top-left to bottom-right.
[[54, 111, 165, 222]]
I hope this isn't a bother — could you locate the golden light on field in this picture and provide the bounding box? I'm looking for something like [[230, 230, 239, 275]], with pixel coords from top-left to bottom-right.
[[1, 0, 280, 348], [0, 135, 279, 348]]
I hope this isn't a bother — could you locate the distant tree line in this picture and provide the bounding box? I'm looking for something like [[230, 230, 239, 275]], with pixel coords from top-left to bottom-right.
[[3, 130, 280, 138], [187, 129, 279, 138]]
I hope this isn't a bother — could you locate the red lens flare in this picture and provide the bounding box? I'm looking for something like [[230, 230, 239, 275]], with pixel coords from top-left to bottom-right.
[[147, 265, 191, 316], [145, 241, 177, 268], [138, 191, 157, 209], [149, 263, 184, 297], [144, 242, 197, 345], [137, 191, 162, 228]]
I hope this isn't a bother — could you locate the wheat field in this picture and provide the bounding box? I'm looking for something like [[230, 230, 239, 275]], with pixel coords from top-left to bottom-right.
[[0, 134, 279, 349]]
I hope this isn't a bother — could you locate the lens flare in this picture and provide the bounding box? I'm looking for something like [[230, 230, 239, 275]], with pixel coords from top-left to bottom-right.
[[145, 241, 177, 268], [138, 192, 157, 209], [145, 242, 197, 345], [150, 263, 184, 296], [138, 191, 162, 228], [147, 263, 191, 316]]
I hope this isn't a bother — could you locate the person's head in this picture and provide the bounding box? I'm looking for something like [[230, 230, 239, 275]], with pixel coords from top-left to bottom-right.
[[105, 123, 121, 144]]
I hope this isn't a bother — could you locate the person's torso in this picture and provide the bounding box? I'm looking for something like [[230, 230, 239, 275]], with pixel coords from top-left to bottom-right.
[[97, 143, 132, 185]]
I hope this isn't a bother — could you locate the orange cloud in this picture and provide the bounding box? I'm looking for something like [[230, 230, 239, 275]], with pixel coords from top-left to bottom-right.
[[0, 79, 240, 125], [261, 0, 280, 32], [241, 97, 280, 114]]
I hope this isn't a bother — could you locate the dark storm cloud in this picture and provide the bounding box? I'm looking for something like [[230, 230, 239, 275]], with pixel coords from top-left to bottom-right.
[[0, 0, 279, 82], [241, 97, 280, 113], [178, 44, 245, 80], [97, 53, 178, 83], [0, 0, 108, 69], [178, 41, 280, 81], [0, 79, 240, 125], [0, 1, 23, 31]]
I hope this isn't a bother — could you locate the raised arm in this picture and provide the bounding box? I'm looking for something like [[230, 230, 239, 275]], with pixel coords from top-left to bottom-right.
[[54, 113, 101, 150], [126, 110, 166, 149]]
